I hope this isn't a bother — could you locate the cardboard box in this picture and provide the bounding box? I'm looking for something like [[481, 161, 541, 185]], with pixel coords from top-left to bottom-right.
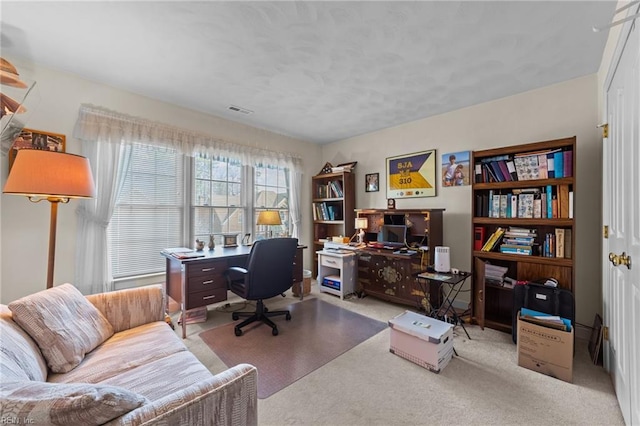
[[517, 314, 574, 383], [388, 311, 454, 373]]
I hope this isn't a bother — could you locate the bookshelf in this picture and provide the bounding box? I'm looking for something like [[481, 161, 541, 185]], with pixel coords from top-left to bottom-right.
[[312, 171, 355, 276], [471, 136, 576, 333]]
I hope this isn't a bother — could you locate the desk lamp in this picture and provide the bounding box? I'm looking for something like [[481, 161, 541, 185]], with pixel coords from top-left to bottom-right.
[[257, 210, 281, 238], [354, 217, 368, 244], [3, 150, 95, 288]]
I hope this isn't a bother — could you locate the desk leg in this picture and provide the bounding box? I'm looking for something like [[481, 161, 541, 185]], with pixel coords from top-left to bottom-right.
[[181, 304, 187, 339]]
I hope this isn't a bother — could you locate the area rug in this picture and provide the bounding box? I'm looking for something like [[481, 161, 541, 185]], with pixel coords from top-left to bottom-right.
[[199, 298, 387, 399]]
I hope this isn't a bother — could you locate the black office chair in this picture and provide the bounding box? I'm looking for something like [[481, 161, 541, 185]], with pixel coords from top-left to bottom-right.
[[225, 237, 298, 336]]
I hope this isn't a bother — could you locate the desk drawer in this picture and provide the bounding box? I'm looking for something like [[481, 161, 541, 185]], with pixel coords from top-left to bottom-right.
[[320, 255, 343, 269], [187, 274, 227, 293], [186, 259, 227, 279], [186, 288, 227, 310]]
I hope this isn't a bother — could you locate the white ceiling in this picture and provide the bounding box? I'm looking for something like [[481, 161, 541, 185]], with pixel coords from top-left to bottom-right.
[[1, 1, 616, 144]]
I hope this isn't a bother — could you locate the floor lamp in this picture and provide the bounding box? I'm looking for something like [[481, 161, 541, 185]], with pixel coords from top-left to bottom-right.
[[257, 210, 281, 239], [3, 150, 95, 289]]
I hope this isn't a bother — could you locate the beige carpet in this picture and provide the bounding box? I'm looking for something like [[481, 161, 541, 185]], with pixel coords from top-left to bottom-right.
[[177, 288, 624, 425], [199, 298, 387, 398]]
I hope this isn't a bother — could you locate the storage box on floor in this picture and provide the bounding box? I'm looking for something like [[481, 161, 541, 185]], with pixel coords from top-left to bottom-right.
[[388, 311, 454, 373], [516, 312, 574, 383]]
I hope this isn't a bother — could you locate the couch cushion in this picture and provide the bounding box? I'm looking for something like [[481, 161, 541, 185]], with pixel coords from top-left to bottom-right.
[[48, 321, 187, 385], [0, 381, 146, 426], [8, 283, 114, 373], [96, 350, 213, 402], [0, 305, 48, 381]]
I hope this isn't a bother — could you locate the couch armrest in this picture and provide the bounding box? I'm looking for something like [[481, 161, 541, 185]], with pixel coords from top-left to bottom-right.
[[86, 285, 165, 333], [106, 363, 258, 426]]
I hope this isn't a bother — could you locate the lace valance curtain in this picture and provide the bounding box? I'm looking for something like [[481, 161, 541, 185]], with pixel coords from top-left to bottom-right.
[[73, 104, 303, 169]]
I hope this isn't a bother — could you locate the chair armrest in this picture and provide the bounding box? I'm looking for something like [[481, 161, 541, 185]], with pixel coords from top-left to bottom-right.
[[86, 285, 165, 333], [225, 266, 248, 285], [106, 363, 258, 426]]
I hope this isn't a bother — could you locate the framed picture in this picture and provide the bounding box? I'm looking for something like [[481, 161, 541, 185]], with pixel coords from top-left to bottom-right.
[[442, 151, 471, 187], [8, 128, 66, 170], [386, 149, 436, 198], [365, 172, 379, 192]]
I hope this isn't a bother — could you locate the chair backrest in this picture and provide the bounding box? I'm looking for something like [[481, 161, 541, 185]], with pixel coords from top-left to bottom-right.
[[244, 238, 298, 300]]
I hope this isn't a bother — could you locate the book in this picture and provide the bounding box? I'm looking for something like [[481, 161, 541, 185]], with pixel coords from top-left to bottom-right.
[[474, 226, 486, 251], [553, 151, 564, 178], [569, 190, 574, 218], [171, 251, 205, 259], [492, 194, 501, 218], [558, 184, 570, 218], [498, 160, 512, 181], [475, 164, 482, 183], [563, 149, 573, 177], [555, 228, 565, 258], [499, 194, 508, 218], [547, 154, 555, 178], [481, 227, 505, 252], [513, 155, 539, 180], [546, 185, 553, 218], [506, 160, 518, 180], [564, 229, 573, 259], [511, 195, 518, 218], [537, 153, 548, 179]]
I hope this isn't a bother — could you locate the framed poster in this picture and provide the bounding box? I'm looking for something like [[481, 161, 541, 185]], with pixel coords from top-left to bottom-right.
[[386, 149, 436, 198], [442, 150, 471, 187], [8, 128, 66, 171]]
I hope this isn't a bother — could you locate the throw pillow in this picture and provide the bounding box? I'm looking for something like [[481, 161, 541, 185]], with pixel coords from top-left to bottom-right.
[[8, 284, 114, 373], [0, 381, 147, 425]]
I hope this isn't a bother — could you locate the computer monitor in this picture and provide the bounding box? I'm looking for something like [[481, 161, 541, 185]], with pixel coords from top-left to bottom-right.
[[378, 224, 407, 246]]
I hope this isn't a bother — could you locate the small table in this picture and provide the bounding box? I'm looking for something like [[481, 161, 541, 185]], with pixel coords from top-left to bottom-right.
[[415, 270, 471, 340]]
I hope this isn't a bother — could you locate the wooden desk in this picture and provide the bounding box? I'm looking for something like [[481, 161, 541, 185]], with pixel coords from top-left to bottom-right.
[[162, 245, 305, 338]]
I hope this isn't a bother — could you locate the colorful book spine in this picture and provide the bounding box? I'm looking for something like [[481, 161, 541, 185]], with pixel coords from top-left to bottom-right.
[[553, 151, 564, 178], [563, 149, 573, 177]]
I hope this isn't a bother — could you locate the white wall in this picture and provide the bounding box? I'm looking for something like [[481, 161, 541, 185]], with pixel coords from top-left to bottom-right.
[[322, 75, 602, 326], [0, 58, 321, 304]]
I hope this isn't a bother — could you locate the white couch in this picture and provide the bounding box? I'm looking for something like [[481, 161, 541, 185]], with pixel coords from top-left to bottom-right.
[[0, 284, 257, 425]]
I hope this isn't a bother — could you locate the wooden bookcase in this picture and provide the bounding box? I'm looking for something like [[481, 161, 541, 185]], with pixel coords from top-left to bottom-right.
[[354, 208, 444, 308], [311, 171, 355, 276], [471, 136, 576, 333]]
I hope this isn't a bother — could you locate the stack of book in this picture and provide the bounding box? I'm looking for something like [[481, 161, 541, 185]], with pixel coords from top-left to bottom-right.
[[500, 227, 537, 255], [484, 263, 509, 286], [474, 148, 573, 183], [481, 227, 505, 251]]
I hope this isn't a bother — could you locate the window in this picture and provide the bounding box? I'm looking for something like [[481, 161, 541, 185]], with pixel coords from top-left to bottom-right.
[[254, 163, 290, 240], [193, 155, 244, 245], [109, 150, 291, 279], [108, 144, 184, 278]]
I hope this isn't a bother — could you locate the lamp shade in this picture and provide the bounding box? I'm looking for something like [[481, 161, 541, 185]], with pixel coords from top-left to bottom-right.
[[4, 150, 95, 199], [355, 217, 368, 229], [257, 210, 282, 226]]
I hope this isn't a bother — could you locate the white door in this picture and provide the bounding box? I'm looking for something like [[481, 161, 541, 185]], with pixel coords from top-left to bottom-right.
[[603, 13, 639, 426]]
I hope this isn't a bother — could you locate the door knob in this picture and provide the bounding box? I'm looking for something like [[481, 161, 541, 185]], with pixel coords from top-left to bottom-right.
[[609, 252, 632, 269]]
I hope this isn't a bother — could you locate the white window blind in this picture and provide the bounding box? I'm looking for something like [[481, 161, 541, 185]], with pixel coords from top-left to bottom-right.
[[108, 144, 184, 278]]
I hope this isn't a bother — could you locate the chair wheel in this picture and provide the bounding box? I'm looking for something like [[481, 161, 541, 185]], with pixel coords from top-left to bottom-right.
[[272, 327, 279, 336], [234, 327, 243, 336], [232, 312, 239, 320], [285, 313, 292, 320]]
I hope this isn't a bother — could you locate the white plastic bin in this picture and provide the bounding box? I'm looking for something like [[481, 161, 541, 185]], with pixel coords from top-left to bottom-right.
[[293, 269, 312, 297]]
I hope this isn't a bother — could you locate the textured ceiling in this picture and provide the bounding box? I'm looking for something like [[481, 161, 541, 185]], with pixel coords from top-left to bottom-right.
[[1, 1, 616, 144]]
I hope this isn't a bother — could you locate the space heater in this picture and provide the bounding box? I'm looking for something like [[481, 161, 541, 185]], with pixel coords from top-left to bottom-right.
[[434, 246, 451, 272]]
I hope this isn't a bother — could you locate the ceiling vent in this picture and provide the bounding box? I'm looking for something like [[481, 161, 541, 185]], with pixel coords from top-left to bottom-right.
[[228, 105, 253, 115]]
